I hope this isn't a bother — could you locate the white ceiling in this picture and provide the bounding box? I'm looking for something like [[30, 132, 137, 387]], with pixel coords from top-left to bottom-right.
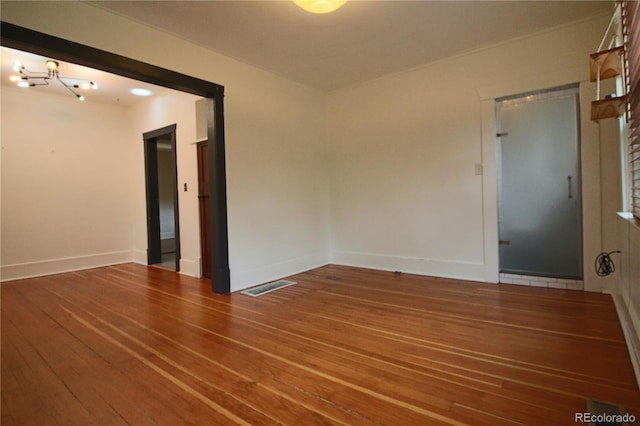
[[91, 0, 613, 91], [2, 1, 613, 104], [0, 47, 170, 106]]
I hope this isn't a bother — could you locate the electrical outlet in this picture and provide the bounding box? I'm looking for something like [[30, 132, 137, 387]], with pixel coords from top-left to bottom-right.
[[475, 164, 483, 175]]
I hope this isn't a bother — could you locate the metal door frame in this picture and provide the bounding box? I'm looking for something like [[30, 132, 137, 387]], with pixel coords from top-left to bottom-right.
[[495, 84, 583, 279]]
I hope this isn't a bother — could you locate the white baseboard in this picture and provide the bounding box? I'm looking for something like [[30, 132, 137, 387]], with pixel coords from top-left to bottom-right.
[[131, 250, 147, 265], [179, 258, 201, 278], [630, 303, 640, 385], [130, 250, 200, 278], [331, 251, 485, 282], [230, 252, 329, 292], [0, 251, 134, 282], [612, 294, 640, 387]]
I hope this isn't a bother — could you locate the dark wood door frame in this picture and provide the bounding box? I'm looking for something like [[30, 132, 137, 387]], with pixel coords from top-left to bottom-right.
[[1, 22, 231, 294], [144, 125, 180, 271], [196, 142, 212, 278]]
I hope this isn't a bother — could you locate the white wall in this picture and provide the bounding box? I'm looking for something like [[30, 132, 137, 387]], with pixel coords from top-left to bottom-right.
[[599, 113, 623, 292], [0, 87, 135, 280], [615, 215, 640, 383], [225, 83, 330, 290], [326, 14, 611, 285], [1, 2, 618, 293], [1, 1, 331, 290], [619, 220, 640, 323]]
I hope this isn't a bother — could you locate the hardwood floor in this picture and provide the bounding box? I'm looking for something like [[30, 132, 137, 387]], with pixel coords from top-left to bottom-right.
[[2, 264, 639, 425]]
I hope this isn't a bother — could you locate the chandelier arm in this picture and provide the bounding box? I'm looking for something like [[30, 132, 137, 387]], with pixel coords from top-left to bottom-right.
[[19, 69, 50, 79], [57, 75, 94, 87], [27, 78, 51, 87], [56, 76, 83, 99]]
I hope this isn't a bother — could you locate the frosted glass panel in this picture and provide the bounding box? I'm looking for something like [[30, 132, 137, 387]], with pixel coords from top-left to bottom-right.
[[497, 87, 582, 279]]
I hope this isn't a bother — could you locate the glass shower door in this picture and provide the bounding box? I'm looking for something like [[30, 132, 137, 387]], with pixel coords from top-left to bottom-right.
[[497, 86, 582, 279]]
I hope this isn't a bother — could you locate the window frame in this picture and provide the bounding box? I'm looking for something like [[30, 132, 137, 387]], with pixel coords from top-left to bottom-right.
[[621, 0, 640, 220]]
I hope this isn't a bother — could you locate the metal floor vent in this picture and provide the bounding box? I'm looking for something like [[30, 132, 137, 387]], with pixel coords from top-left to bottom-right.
[[584, 399, 633, 425], [241, 280, 296, 297]]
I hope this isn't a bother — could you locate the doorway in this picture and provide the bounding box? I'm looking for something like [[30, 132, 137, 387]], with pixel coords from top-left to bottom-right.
[[2, 22, 231, 293], [144, 125, 180, 271], [496, 85, 583, 279]]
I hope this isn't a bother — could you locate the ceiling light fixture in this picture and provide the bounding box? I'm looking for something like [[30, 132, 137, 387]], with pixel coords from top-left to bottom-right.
[[9, 59, 98, 101], [294, 0, 347, 14], [130, 88, 153, 97]]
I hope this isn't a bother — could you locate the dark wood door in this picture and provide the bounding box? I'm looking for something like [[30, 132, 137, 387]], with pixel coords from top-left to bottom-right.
[[197, 142, 212, 278]]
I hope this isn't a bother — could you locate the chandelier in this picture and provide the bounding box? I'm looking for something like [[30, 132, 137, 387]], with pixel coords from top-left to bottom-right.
[[10, 59, 98, 101]]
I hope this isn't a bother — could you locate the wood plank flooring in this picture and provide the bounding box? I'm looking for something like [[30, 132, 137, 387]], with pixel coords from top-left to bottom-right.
[[2, 264, 639, 425]]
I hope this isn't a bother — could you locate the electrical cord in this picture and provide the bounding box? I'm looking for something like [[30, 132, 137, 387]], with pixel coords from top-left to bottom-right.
[[595, 251, 621, 277]]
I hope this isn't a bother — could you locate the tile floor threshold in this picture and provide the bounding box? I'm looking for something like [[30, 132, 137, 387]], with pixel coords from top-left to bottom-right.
[[500, 273, 584, 290]]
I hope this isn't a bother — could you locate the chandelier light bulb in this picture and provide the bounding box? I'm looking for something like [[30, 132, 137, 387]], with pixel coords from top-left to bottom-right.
[[12, 60, 23, 72], [17, 81, 30, 88], [46, 60, 59, 71], [9, 75, 21, 82], [294, 0, 347, 14]]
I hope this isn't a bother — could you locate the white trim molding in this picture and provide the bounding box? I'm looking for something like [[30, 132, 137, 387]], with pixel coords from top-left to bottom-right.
[[230, 252, 329, 293], [0, 251, 134, 282], [179, 257, 201, 278], [332, 251, 484, 282], [613, 294, 640, 387]]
